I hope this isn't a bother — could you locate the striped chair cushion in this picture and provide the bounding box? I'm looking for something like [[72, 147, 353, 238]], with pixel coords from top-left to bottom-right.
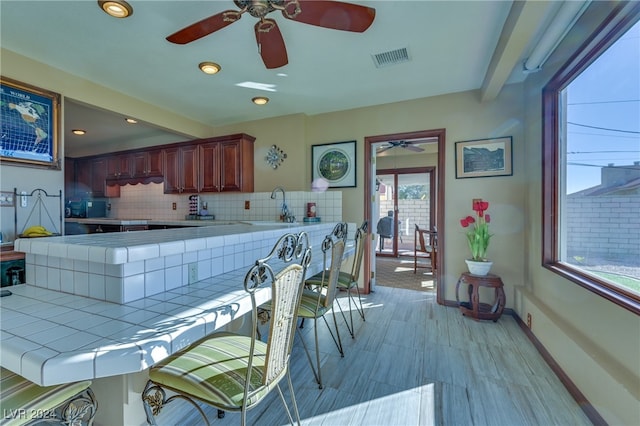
[[296, 289, 330, 318], [149, 333, 283, 411], [307, 271, 356, 289], [0, 367, 91, 426], [262, 289, 330, 319]]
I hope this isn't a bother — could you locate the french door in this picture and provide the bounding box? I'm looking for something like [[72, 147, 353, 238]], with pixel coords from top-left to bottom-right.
[[376, 167, 435, 258]]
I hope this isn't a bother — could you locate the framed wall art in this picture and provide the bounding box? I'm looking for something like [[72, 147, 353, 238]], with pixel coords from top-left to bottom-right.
[[0, 77, 61, 169], [455, 136, 512, 179], [311, 140, 356, 188]]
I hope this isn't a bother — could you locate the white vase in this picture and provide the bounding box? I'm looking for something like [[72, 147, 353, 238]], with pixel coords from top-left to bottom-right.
[[465, 259, 493, 276]]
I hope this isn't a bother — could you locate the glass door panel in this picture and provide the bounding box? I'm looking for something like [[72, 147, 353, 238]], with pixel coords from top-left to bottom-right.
[[376, 170, 434, 257]]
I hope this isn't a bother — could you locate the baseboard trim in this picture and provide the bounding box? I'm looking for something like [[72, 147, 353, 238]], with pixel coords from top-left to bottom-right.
[[510, 310, 606, 426], [442, 299, 605, 425]]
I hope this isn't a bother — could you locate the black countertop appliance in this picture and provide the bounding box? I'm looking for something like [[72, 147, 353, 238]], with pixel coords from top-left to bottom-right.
[[67, 200, 107, 218]]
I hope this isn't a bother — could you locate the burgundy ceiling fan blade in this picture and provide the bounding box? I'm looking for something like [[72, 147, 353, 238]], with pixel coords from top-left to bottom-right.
[[377, 145, 394, 154], [255, 18, 289, 69], [167, 10, 242, 44], [282, 0, 375, 32]]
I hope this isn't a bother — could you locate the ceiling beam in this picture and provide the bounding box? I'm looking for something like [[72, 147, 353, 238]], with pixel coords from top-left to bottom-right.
[[480, 0, 554, 102]]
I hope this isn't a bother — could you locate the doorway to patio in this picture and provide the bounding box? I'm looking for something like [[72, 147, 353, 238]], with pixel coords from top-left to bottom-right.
[[375, 168, 435, 258], [363, 129, 445, 304]]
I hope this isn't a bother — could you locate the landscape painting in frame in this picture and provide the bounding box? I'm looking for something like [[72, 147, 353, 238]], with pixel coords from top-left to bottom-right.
[[312, 140, 357, 188], [455, 136, 512, 179], [0, 77, 60, 168]]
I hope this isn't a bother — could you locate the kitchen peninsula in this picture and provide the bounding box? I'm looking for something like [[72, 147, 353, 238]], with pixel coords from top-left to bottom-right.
[[2, 221, 352, 425]]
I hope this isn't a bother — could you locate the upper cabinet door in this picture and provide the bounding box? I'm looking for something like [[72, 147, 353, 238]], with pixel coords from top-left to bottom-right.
[[199, 142, 221, 193], [106, 154, 131, 180], [146, 149, 164, 177], [181, 145, 199, 194], [219, 140, 242, 192], [132, 149, 163, 178], [163, 148, 180, 193], [224, 136, 254, 193], [65, 158, 76, 198], [164, 145, 198, 194], [198, 134, 255, 193]]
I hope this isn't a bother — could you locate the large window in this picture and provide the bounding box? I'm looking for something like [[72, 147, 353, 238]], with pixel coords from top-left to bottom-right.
[[543, 3, 640, 314]]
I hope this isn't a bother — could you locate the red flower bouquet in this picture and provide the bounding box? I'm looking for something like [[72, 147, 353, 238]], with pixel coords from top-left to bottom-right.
[[460, 200, 492, 261]]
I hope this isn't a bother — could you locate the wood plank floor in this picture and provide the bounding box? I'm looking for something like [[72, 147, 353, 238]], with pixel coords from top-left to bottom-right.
[[154, 286, 592, 425]]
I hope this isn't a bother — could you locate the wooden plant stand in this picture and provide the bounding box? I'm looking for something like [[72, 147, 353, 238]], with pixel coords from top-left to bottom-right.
[[455, 272, 505, 321]]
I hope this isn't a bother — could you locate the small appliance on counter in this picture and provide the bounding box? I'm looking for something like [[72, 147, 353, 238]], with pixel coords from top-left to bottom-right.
[[188, 194, 200, 216], [199, 201, 209, 216], [85, 200, 107, 218], [185, 195, 214, 220], [66, 200, 107, 218]]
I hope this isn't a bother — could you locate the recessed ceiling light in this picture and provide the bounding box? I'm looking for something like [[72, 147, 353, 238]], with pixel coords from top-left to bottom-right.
[[125, 118, 138, 124], [252, 97, 269, 105], [199, 62, 221, 75], [72, 129, 87, 135], [98, 1, 133, 18]]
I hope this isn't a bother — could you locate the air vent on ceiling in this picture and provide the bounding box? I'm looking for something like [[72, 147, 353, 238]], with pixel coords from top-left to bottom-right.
[[371, 47, 410, 68]]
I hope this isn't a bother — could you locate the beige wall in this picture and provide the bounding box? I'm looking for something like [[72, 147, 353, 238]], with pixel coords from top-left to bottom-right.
[[519, 3, 640, 424], [1, 50, 527, 307], [2, 46, 526, 305]]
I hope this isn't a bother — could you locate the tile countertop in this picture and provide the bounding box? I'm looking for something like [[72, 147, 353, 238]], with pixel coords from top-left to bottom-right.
[[15, 222, 345, 304], [17, 222, 315, 265], [64, 218, 234, 226], [2, 223, 355, 386], [63, 218, 297, 227], [0, 273, 256, 386]]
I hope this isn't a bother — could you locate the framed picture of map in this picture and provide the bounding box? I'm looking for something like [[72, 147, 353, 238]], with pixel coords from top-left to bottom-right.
[[1, 77, 61, 168], [311, 140, 356, 188]]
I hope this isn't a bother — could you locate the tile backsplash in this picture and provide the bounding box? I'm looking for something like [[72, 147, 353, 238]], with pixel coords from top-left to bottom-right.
[[107, 183, 342, 222]]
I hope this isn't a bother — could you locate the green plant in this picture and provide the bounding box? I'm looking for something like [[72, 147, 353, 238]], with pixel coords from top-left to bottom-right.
[[460, 200, 492, 261]]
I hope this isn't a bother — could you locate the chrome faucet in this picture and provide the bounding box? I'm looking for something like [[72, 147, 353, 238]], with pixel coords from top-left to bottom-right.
[[270, 186, 295, 223]]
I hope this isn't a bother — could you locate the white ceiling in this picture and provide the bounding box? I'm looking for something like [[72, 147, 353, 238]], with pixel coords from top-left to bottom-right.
[[0, 1, 561, 155]]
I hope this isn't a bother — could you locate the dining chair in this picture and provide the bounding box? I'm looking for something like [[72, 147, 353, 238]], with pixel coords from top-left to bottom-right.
[[330, 221, 349, 242], [141, 231, 312, 426], [296, 233, 346, 389], [306, 221, 368, 338], [414, 224, 437, 273]]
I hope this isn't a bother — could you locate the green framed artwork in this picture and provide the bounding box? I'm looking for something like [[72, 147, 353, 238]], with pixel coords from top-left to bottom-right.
[[311, 140, 356, 188], [0, 76, 61, 169]]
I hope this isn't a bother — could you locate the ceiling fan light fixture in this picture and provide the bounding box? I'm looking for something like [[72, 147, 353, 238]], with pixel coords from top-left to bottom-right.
[[252, 96, 269, 105], [72, 129, 87, 135], [199, 62, 221, 75], [98, 1, 133, 18]]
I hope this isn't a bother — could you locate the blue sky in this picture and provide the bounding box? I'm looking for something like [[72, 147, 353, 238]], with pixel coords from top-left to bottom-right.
[[566, 20, 640, 194]]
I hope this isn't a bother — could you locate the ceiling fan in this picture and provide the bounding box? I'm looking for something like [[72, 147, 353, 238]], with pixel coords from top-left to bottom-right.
[[377, 140, 425, 154], [166, 0, 376, 69]]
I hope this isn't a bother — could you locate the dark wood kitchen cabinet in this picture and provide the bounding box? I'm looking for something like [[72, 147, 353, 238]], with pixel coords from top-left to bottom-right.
[[199, 134, 255, 193], [75, 157, 107, 198], [164, 145, 198, 194], [199, 142, 220, 192], [64, 158, 76, 197], [67, 133, 255, 197], [106, 154, 132, 180], [131, 149, 163, 178], [103, 149, 163, 187]]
